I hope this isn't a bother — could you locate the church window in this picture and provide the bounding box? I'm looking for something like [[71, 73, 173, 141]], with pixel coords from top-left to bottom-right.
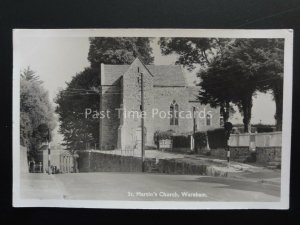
[[170, 101, 179, 126], [206, 113, 212, 126]]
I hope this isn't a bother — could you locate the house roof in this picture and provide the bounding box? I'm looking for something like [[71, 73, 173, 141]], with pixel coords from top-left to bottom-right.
[[101, 64, 186, 86]]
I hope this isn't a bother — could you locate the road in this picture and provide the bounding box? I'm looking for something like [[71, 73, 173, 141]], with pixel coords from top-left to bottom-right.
[[43, 172, 280, 202]]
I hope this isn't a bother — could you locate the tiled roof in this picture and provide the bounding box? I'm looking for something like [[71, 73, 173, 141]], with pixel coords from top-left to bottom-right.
[[102, 64, 186, 86], [148, 65, 186, 86]]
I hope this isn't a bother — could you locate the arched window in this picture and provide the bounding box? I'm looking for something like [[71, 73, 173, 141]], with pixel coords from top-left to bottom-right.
[[170, 104, 174, 125], [206, 113, 212, 126], [170, 101, 179, 126], [174, 103, 179, 125]]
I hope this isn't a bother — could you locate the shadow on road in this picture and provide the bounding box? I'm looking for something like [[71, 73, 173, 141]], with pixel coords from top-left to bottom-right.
[[178, 176, 280, 197]]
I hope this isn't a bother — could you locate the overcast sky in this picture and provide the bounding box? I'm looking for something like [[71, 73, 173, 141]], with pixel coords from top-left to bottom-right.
[[15, 36, 276, 144]]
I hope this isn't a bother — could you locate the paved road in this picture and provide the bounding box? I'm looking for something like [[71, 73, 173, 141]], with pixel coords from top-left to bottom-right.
[[49, 172, 280, 202]]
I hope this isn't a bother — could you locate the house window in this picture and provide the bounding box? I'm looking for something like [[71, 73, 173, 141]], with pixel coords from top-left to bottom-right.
[[170, 101, 179, 126], [206, 114, 212, 126]]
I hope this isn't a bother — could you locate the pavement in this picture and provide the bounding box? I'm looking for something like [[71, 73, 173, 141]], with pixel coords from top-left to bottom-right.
[[19, 149, 281, 202], [20, 173, 66, 199], [20, 171, 280, 202]]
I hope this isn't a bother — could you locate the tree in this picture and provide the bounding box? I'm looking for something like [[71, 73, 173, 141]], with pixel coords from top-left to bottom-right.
[[198, 59, 236, 123], [55, 67, 100, 150], [159, 38, 234, 122], [159, 38, 230, 70], [160, 38, 284, 132], [256, 39, 284, 131], [200, 39, 283, 132], [88, 37, 154, 68], [56, 38, 154, 150], [20, 68, 56, 154]]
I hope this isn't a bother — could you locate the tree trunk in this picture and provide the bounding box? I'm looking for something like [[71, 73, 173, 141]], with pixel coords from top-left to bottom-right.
[[273, 85, 283, 131], [220, 101, 230, 122], [224, 101, 230, 122], [241, 95, 253, 133]]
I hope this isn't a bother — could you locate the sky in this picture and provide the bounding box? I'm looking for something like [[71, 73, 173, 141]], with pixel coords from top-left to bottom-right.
[[16, 36, 276, 144]]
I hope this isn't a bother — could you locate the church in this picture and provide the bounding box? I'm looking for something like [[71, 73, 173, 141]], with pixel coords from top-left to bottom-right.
[[99, 58, 221, 150]]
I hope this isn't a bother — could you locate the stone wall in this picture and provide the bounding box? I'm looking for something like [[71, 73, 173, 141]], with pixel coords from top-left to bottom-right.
[[100, 84, 121, 150], [208, 146, 282, 164], [188, 102, 221, 132], [120, 59, 155, 149], [77, 151, 156, 173], [256, 147, 281, 163], [209, 147, 255, 162], [153, 87, 190, 134], [153, 88, 221, 135], [77, 151, 228, 177]]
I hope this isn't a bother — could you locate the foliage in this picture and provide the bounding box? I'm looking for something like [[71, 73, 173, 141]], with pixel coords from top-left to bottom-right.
[[55, 67, 100, 150], [154, 130, 174, 148], [88, 37, 154, 68], [159, 38, 234, 121], [255, 124, 275, 133], [200, 39, 284, 132], [255, 39, 284, 131], [172, 135, 191, 148], [159, 38, 284, 132], [159, 38, 230, 70], [207, 128, 226, 149], [20, 68, 56, 154], [193, 131, 207, 150]]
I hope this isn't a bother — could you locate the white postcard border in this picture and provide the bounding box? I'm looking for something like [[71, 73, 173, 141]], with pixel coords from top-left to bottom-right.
[[13, 29, 293, 209]]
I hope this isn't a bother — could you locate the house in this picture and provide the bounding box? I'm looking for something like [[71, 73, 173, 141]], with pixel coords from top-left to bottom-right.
[[99, 58, 220, 150]]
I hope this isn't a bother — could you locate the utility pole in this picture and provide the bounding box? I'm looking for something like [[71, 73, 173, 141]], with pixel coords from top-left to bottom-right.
[[140, 72, 145, 172], [47, 128, 51, 175], [224, 122, 233, 164], [192, 106, 196, 153]]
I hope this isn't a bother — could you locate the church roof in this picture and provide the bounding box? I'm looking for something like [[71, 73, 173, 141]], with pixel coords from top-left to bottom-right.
[[101, 64, 186, 86]]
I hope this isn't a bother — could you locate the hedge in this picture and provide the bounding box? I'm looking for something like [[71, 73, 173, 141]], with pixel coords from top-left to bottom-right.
[[193, 132, 207, 149], [207, 128, 226, 149], [256, 126, 274, 133], [154, 130, 175, 148], [172, 135, 190, 148]]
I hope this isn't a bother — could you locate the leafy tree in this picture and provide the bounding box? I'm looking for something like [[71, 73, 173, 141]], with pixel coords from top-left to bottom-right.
[[21, 66, 42, 82], [200, 39, 283, 132], [160, 38, 284, 132], [256, 39, 284, 130], [56, 38, 154, 150], [20, 68, 56, 155], [159, 38, 230, 70], [55, 67, 100, 150], [88, 37, 154, 68], [198, 60, 236, 123], [159, 38, 234, 122]]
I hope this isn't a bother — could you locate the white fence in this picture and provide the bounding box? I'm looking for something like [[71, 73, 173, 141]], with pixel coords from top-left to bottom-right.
[[229, 132, 282, 148]]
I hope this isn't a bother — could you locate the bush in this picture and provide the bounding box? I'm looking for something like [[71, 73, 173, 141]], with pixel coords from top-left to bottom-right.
[[193, 132, 207, 150], [172, 135, 191, 148], [207, 128, 226, 149], [256, 126, 275, 133], [154, 130, 174, 148]]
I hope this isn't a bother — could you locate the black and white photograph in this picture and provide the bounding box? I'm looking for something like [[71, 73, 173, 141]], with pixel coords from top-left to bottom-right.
[[13, 29, 293, 209]]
